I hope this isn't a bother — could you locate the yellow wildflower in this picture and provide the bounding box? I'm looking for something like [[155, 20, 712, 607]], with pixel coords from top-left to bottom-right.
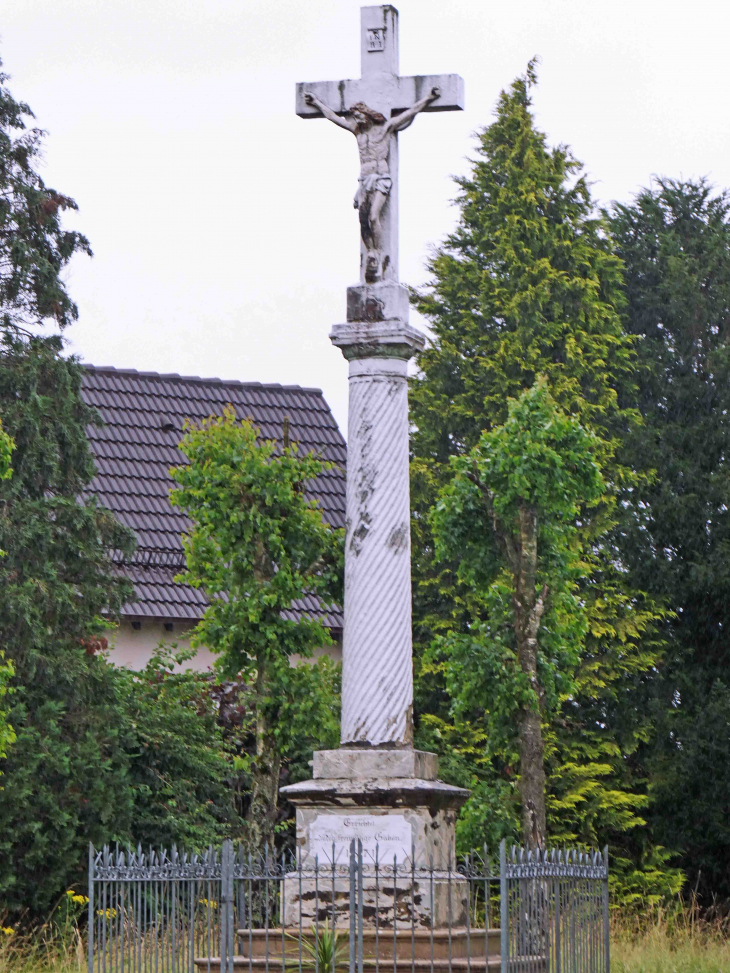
[[1, 928, 14, 937]]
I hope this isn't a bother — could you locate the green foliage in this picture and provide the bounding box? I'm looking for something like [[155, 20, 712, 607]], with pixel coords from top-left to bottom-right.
[[429, 382, 604, 842], [170, 409, 343, 851], [285, 923, 349, 970], [431, 381, 604, 727], [0, 418, 13, 480], [410, 63, 664, 861], [0, 344, 104, 909], [0, 57, 91, 336], [650, 681, 730, 905], [0, 331, 238, 921], [171, 409, 343, 679], [0, 336, 134, 916], [411, 60, 635, 465], [609, 179, 730, 901], [0, 653, 15, 765], [118, 644, 239, 850]]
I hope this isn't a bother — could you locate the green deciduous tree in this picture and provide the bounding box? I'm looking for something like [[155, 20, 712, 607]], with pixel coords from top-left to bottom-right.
[[610, 178, 730, 901], [119, 644, 240, 851], [171, 410, 343, 853], [431, 381, 604, 845], [410, 64, 663, 859]]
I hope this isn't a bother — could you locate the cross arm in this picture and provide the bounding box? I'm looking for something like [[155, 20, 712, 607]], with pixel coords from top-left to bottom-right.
[[295, 73, 464, 120], [393, 74, 464, 114], [296, 80, 365, 119]]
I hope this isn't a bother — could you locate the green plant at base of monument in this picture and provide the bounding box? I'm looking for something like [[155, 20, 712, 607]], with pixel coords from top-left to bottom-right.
[[285, 923, 349, 971], [410, 63, 666, 866], [171, 408, 343, 854]]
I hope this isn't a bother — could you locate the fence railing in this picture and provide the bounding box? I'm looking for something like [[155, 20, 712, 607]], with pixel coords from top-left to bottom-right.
[[87, 839, 607, 973]]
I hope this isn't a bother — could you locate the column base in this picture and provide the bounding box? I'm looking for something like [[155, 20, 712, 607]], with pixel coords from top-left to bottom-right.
[[280, 749, 469, 928]]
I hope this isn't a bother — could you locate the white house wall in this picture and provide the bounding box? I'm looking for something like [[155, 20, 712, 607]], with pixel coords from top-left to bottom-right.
[[108, 619, 342, 672]]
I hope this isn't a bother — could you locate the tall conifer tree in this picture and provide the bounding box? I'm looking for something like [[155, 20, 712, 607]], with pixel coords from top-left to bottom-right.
[[410, 64, 662, 857], [610, 179, 730, 900]]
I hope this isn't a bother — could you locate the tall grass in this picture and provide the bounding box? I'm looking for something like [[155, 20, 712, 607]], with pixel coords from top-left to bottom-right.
[[0, 929, 85, 973], [2, 897, 729, 973], [611, 896, 730, 972]]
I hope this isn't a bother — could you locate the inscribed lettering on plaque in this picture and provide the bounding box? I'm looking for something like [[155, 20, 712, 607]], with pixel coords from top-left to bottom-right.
[[309, 814, 412, 864]]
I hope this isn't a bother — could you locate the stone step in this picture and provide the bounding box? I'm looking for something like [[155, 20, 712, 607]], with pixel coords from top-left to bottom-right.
[[195, 958, 504, 972], [235, 928, 501, 962]]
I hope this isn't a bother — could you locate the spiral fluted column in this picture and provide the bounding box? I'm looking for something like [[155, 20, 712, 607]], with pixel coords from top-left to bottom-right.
[[329, 281, 425, 748], [341, 356, 413, 746]]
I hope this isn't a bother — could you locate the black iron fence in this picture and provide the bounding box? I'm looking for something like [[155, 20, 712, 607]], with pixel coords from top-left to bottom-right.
[[88, 839, 607, 973]]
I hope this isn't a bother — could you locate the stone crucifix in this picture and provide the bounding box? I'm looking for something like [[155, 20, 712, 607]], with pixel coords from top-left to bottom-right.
[[296, 5, 464, 285], [282, 4, 468, 884]]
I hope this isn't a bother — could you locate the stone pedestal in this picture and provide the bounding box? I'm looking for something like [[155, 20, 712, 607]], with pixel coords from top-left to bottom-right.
[[280, 748, 469, 927]]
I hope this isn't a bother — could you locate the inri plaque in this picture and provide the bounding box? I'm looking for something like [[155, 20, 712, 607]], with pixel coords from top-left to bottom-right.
[[309, 814, 412, 864]]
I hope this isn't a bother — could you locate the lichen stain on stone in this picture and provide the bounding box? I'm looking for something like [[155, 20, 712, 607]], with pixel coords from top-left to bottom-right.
[[386, 522, 408, 553], [350, 516, 371, 555]]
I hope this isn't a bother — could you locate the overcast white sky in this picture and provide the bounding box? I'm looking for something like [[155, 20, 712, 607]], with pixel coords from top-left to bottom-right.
[[3, 0, 730, 433]]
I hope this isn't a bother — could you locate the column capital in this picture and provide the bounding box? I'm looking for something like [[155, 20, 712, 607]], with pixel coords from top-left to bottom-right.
[[331, 281, 425, 360]]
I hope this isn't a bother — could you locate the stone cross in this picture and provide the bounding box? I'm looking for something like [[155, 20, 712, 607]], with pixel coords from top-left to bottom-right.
[[292, 5, 464, 753], [296, 4, 464, 284]]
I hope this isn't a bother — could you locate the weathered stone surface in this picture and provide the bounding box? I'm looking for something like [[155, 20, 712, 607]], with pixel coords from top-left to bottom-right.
[[313, 748, 439, 780], [282, 775, 468, 810], [295, 6, 463, 284], [282, 870, 469, 929], [340, 355, 413, 748], [346, 281, 410, 323], [330, 320, 424, 361]]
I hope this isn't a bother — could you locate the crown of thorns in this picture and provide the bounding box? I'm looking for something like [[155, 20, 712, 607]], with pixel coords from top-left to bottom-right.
[[347, 102, 387, 124]]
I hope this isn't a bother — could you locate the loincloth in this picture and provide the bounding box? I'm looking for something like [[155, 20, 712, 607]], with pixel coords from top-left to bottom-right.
[[353, 173, 393, 208]]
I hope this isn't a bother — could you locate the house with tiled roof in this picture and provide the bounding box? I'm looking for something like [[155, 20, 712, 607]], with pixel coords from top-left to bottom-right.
[[80, 365, 346, 671]]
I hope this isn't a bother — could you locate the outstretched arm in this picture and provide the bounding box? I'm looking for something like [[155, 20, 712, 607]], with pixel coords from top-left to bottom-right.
[[386, 86, 441, 134], [304, 93, 357, 133]]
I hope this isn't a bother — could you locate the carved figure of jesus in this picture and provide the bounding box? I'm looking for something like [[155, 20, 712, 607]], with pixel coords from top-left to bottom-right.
[[304, 87, 440, 283]]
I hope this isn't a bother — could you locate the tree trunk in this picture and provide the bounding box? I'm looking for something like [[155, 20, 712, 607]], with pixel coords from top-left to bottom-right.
[[243, 655, 281, 856], [512, 503, 548, 848]]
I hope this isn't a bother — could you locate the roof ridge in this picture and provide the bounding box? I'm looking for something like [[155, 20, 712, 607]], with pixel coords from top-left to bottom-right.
[[81, 363, 323, 395]]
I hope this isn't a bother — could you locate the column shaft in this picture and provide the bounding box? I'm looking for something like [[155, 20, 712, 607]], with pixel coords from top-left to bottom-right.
[[340, 356, 413, 747]]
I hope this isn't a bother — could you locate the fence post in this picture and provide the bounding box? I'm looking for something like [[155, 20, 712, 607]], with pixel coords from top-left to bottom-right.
[[349, 840, 356, 973], [87, 844, 94, 973], [357, 840, 364, 973], [499, 840, 507, 973], [220, 839, 235, 973], [603, 845, 610, 973]]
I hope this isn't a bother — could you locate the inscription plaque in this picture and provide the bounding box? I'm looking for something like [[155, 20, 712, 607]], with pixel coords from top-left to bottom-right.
[[309, 813, 412, 863], [367, 28, 385, 52]]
